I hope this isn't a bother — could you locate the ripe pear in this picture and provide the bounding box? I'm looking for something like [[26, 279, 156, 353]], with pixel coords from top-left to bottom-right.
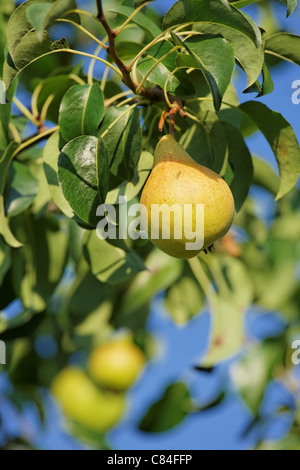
[[51, 367, 126, 432], [140, 134, 235, 259], [88, 337, 145, 391]]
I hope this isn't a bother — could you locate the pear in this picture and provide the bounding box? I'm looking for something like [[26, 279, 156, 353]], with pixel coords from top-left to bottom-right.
[[140, 134, 235, 259], [51, 367, 126, 432], [88, 338, 145, 391]]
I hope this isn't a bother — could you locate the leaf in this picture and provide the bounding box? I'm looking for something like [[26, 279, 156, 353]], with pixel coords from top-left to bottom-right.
[[58, 135, 109, 226], [193, 23, 265, 90], [105, 151, 153, 204], [221, 121, 253, 211], [0, 236, 11, 285], [59, 83, 104, 142], [27, 0, 78, 35], [266, 33, 300, 66], [0, 311, 45, 340], [230, 0, 297, 16], [43, 130, 74, 218], [99, 106, 142, 184], [255, 262, 298, 311], [165, 274, 205, 325], [231, 338, 286, 415], [163, 0, 261, 47], [134, 0, 155, 7], [121, 249, 183, 315], [139, 382, 191, 433], [278, 0, 298, 16], [0, 142, 22, 247], [0, 80, 16, 151], [109, 5, 161, 38], [33, 74, 81, 123], [7, 0, 51, 58], [201, 296, 244, 367], [239, 101, 300, 200], [252, 156, 279, 196], [4, 30, 69, 89], [174, 33, 235, 111], [180, 111, 228, 173], [26, 3, 53, 35], [260, 62, 274, 97], [215, 256, 254, 309], [11, 214, 69, 311], [136, 40, 194, 98], [69, 270, 114, 319], [5, 161, 39, 217], [83, 231, 145, 285]]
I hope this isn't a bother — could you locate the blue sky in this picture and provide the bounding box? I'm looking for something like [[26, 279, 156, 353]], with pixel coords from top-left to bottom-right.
[[4, 0, 300, 450]]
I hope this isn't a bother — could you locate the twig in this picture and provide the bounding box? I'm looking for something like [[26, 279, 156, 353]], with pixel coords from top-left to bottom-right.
[[95, 0, 177, 103]]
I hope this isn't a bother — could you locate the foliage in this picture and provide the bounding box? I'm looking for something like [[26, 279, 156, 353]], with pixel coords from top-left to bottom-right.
[[0, 0, 299, 449]]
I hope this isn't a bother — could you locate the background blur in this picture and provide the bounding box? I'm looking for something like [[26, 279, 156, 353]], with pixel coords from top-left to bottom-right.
[[0, 0, 299, 450]]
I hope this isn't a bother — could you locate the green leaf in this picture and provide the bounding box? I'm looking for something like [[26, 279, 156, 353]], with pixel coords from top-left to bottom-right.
[[0, 142, 22, 247], [7, 0, 52, 58], [5, 161, 39, 217], [239, 101, 300, 200], [174, 33, 235, 111], [163, 0, 261, 47], [11, 214, 69, 311], [165, 273, 205, 325], [221, 122, 253, 211], [33, 74, 82, 123], [231, 338, 286, 415], [0, 310, 45, 340], [193, 24, 265, 90], [134, 0, 155, 7], [59, 83, 104, 142], [279, 0, 298, 16], [4, 30, 69, 89], [26, 3, 53, 35], [0, 101, 11, 151], [109, 5, 161, 38], [252, 156, 279, 196], [83, 231, 145, 285], [0, 236, 11, 285], [260, 63, 274, 97], [266, 33, 300, 66], [58, 135, 109, 226], [99, 106, 142, 184], [69, 270, 114, 319], [121, 249, 183, 315], [255, 261, 298, 311], [230, 0, 297, 16], [27, 0, 78, 35], [137, 40, 194, 98], [105, 151, 153, 204], [201, 296, 244, 367], [215, 256, 254, 309], [180, 111, 228, 173], [139, 382, 191, 433], [43, 130, 74, 218]]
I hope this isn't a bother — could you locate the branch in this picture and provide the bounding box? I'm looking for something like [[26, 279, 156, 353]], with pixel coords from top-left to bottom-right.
[[95, 0, 172, 102]]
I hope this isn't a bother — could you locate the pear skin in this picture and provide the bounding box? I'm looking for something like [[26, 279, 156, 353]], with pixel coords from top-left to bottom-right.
[[140, 134, 235, 259]]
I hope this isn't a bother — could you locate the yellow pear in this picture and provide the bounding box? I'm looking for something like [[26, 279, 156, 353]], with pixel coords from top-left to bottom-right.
[[140, 134, 235, 259], [88, 337, 145, 391], [51, 367, 126, 432]]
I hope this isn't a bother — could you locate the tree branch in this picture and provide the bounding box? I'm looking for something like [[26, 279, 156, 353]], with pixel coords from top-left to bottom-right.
[[95, 0, 174, 103]]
